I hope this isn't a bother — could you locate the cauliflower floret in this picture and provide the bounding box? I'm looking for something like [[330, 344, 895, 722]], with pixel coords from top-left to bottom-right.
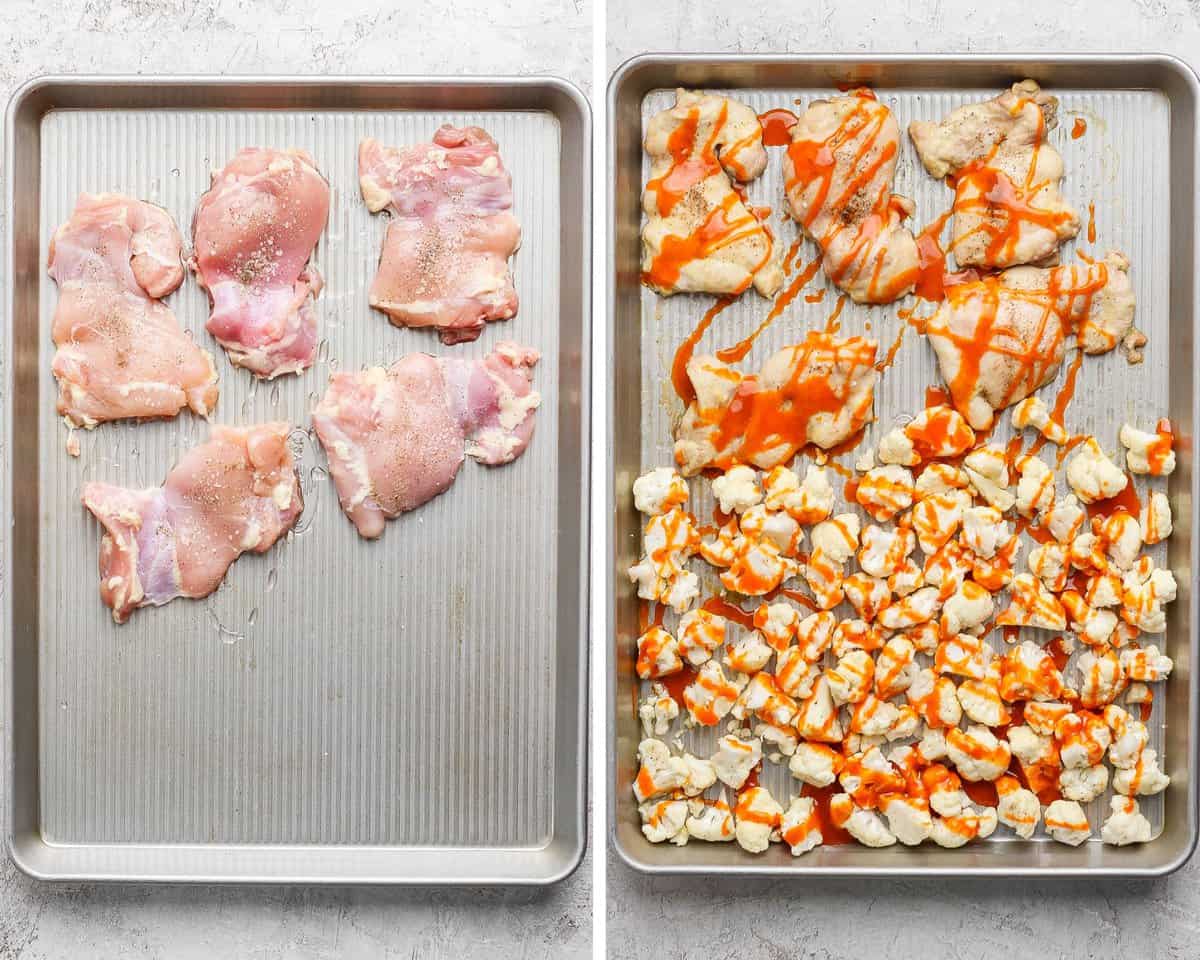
[[677, 609, 727, 666], [1060, 763, 1109, 803], [775, 647, 817, 699], [639, 682, 680, 736], [886, 705, 921, 741], [656, 569, 698, 614], [1011, 395, 1068, 445], [995, 573, 1068, 631], [724, 630, 774, 674], [1075, 648, 1125, 708], [961, 505, 1007, 559], [1043, 493, 1086, 544], [957, 671, 1008, 727], [1057, 711, 1112, 769], [909, 489, 971, 555], [1083, 569, 1124, 609], [628, 507, 700, 612], [1113, 748, 1170, 796], [1140, 491, 1172, 545], [908, 668, 962, 728], [685, 792, 735, 843], [796, 611, 836, 662], [755, 721, 799, 757], [934, 632, 993, 681], [720, 535, 799, 597], [1023, 700, 1072, 736], [739, 505, 803, 557], [850, 694, 901, 736], [802, 548, 845, 610], [931, 806, 997, 848], [843, 573, 891, 622], [1000, 641, 1066, 703], [762, 466, 801, 513], [1066, 437, 1128, 504], [780, 795, 823, 855], [829, 793, 897, 848], [916, 726, 948, 763], [880, 793, 934, 846], [878, 586, 940, 632], [1120, 421, 1176, 476], [1101, 795, 1153, 846], [940, 579, 994, 637], [964, 444, 1015, 512], [785, 465, 836, 525], [789, 742, 843, 787], [1121, 644, 1174, 682], [1105, 705, 1150, 769], [831, 619, 884, 658], [733, 785, 782, 853], [1120, 565, 1177, 635], [682, 660, 740, 726], [905, 405, 976, 458], [1007, 725, 1056, 767], [1027, 541, 1069, 593], [636, 626, 682, 680], [633, 467, 688, 515], [877, 427, 918, 466], [753, 602, 799, 653], [680, 753, 718, 797], [826, 649, 875, 706], [915, 463, 971, 498], [795, 676, 844, 743], [1015, 454, 1055, 518], [1061, 591, 1119, 648], [1095, 512, 1142, 571], [995, 775, 1041, 839], [923, 766, 964, 817], [858, 523, 915, 578], [946, 725, 1011, 781], [698, 518, 738, 567], [735, 672, 798, 727], [810, 514, 861, 563], [1068, 531, 1107, 574], [1044, 799, 1091, 846], [971, 534, 1020, 593], [634, 738, 689, 802], [712, 465, 762, 514], [855, 465, 915, 522], [710, 735, 762, 789], [640, 798, 690, 844], [888, 556, 925, 597]]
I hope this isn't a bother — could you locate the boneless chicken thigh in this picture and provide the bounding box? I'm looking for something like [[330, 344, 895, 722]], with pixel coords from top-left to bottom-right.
[[48, 193, 218, 442], [311, 342, 540, 539], [359, 127, 521, 344], [81, 423, 303, 623], [191, 148, 330, 378]]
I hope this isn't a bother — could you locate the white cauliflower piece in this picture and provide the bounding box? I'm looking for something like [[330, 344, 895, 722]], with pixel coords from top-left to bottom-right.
[[1044, 493, 1086, 543], [640, 798, 690, 844], [1011, 395, 1068, 445], [633, 467, 688, 515], [1095, 512, 1142, 571], [724, 629, 774, 674], [636, 626, 682, 680], [1113, 748, 1170, 796], [682, 660, 740, 726], [786, 465, 836, 525], [789, 742, 842, 787], [755, 721, 799, 757], [638, 682, 680, 736], [796, 611, 836, 662], [733, 785, 782, 853], [753, 602, 799, 653], [909, 489, 971, 555], [880, 794, 934, 846], [795, 676, 844, 743], [858, 523, 916, 578], [780, 796, 823, 855], [1140, 491, 1173, 545], [1120, 421, 1176, 476], [1027, 541, 1069, 593], [775, 647, 817, 699], [1066, 437, 1128, 504], [1015, 455, 1055, 518], [963, 444, 1015, 511], [1044, 799, 1090, 846], [945, 725, 1011, 781], [940, 579, 994, 637], [908, 668, 963, 728], [854, 465, 915, 522], [677, 609, 726, 666], [995, 573, 1068, 631], [680, 753, 718, 797], [710, 735, 762, 789], [1007, 725, 1056, 768], [826, 649, 875, 706], [878, 586, 940, 632], [634, 738, 689, 802], [877, 427, 918, 466], [685, 792, 735, 843], [1060, 763, 1109, 803], [843, 572, 891, 622], [996, 775, 1041, 839], [961, 504, 1007, 559], [712, 465, 762, 514], [1101, 795, 1153, 846], [1075, 648, 1125, 708], [915, 462, 971, 498], [829, 794, 896, 848], [1120, 564, 1177, 635], [810, 514, 860, 563]]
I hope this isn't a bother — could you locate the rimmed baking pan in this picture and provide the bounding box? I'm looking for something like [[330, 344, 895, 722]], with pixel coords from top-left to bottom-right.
[[607, 53, 1198, 875], [5, 75, 590, 884]]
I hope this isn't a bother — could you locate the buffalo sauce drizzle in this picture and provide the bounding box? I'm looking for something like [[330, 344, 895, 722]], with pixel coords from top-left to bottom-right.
[[1072, 117, 1087, 139], [784, 91, 918, 302], [799, 782, 853, 845], [758, 108, 798, 147], [643, 102, 773, 292], [714, 253, 823, 364], [671, 296, 737, 405], [914, 208, 953, 302], [1086, 473, 1142, 521]]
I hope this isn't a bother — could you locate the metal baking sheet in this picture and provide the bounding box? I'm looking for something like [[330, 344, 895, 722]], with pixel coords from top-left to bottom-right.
[[608, 54, 1199, 876], [5, 75, 590, 884]]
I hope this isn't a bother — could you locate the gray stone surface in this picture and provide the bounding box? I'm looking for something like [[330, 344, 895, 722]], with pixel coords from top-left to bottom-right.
[[0, 2, 591, 959], [605, 2, 1200, 959]]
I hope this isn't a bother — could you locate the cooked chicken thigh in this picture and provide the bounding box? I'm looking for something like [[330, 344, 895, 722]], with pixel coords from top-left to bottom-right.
[[48, 193, 218, 440], [784, 90, 919, 304], [359, 127, 521, 344], [641, 89, 783, 298], [191, 148, 330, 378], [675, 332, 878, 475], [81, 423, 303, 623], [925, 252, 1136, 430], [312, 342, 540, 539], [909, 80, 1080, 269]]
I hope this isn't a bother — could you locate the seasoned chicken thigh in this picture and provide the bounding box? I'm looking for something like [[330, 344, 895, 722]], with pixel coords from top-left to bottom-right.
[[48, 193, 218, 442], [359, 127, 521, 344], [675, 332, 878, 475], [925, 252, 1136, 429], [191, 148, 330, 378], [909, 80, 1080, 269], [784, 90, 919, 304], [81, 423, 302, 623], [311, 342, 540, 539], [641, 89, 782, 298]]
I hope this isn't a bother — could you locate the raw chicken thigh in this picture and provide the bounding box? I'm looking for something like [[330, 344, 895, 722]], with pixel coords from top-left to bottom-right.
[[784, 90, 919, 304], [359, 126, 521, 344], [312, 342, 540, 539], [925, 252, 1136, 430], [909, 80, 1080, 269], [190, 148, 330, 378], [641, 89, 782, 298], [81, 423, 303, 623], [675, 332, 879, 475], [48, 193, 218, 443]]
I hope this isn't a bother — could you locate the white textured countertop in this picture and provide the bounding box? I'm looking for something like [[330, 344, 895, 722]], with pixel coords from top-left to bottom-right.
[[605, 2, 1200, 959], [0, 2, 590, 958]]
